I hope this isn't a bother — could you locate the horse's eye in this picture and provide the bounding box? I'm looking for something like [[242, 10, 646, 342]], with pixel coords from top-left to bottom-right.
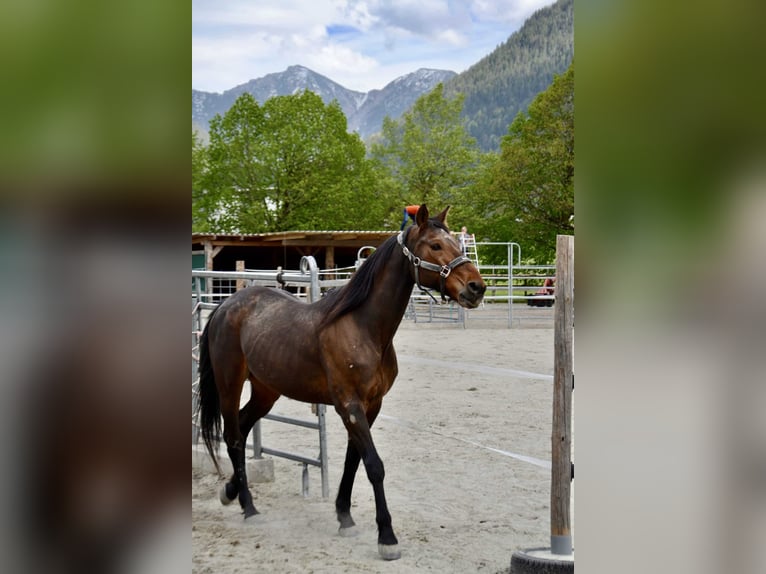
[[430, 243, 441, 251]]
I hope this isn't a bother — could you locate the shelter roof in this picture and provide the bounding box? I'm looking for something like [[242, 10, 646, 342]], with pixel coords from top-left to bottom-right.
[[192, 230, 397, 248]]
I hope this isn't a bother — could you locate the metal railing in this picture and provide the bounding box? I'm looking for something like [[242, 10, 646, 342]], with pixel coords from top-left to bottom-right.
[[252, 406, 330, 498], [405, 291, 466, 325], [472, 242, 556, 327], [192, 256, 330, 497]]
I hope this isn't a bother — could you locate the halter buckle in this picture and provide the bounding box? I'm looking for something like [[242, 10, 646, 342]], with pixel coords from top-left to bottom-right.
[[440, 265, 451, 278]]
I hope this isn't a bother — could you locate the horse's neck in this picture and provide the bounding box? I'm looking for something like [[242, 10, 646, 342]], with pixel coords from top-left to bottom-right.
[[357, 253, 414, 345]]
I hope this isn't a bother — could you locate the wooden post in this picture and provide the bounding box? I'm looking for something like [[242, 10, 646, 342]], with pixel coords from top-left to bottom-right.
[[236, 260, 246, 291], [203, 240, 222, 270], [325, 245, 334, 270], [551, 234, 574, 555]]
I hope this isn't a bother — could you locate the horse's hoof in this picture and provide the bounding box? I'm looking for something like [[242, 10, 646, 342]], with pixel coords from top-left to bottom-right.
[[219, 485, 235, 506], [378, 544, 401, 561], [338, 525, 359, 538], [243, 507, 259, 519]]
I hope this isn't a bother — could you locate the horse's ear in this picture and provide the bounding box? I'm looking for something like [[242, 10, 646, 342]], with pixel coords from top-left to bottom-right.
[[416, 204, 429, 227], [435, 205, 451, 225]]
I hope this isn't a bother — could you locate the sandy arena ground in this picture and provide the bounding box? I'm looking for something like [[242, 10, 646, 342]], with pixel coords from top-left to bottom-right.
[[192, 305, 571, 573]]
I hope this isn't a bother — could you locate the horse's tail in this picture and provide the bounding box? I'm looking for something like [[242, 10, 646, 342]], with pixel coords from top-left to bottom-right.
[[198, 307, 222, 475]]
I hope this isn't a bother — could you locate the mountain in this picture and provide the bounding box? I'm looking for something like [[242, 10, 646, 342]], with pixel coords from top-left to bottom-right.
[[192, 66, 455, 141], [192, 0, 573, 148], [346, 69, 456, 138], [445, 0, 574, 151]]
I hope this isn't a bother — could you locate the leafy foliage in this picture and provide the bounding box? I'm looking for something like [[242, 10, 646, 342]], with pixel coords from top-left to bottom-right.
[[464, 62, 574, 262], [192, 129, 213, 231], [369, 84, 480, 227], [193, 91, 394, 232]]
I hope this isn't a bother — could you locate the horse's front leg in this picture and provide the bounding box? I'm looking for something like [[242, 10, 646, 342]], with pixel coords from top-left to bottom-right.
[[335, 440, 361, 534], [335, 399, 382, 535], [336, 400, 400, 561]]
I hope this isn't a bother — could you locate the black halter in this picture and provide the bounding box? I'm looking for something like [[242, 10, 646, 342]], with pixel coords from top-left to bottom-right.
[[397, 229, 471, 303]]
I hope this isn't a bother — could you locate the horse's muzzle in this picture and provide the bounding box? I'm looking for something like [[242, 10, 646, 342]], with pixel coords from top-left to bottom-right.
[[458, 280, 486, 308]]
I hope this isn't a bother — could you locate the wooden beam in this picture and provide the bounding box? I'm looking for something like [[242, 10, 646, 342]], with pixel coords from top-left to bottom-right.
[[204, 240, 255, 248], [281, 238, 388, 247], [274, 233, 308, 242], [551, 234, 574, 555], [204, 241, 223, 270]]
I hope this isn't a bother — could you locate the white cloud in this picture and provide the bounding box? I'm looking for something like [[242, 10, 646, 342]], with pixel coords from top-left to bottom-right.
[[435, 28, 469, 47], [192, 0, 556, 93], [311, 44, 379, 76], [193, 0, 341, 31], [366, 0, 458, 35], [483, 0, 555, 23]]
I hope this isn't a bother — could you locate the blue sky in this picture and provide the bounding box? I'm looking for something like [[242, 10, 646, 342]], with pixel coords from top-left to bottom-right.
[[193, 0, 555, 93]]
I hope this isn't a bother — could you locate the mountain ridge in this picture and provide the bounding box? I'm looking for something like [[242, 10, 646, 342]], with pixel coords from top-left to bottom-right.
[[192, 66, 455, 141], [192, 0, 573, 150]]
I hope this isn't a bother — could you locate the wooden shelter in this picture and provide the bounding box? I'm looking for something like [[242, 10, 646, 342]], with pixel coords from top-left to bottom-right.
[[192, 230, 397, 272]]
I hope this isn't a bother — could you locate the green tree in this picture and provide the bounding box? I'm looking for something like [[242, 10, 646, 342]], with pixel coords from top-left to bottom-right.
[[198, 91, 390, 232], [192, 128, 221, 232], [370, 83, 480, 225], [479, 62, 574, 261]]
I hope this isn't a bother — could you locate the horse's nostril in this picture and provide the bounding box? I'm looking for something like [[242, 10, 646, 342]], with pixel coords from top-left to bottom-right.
[[468, 281, 486, 295]]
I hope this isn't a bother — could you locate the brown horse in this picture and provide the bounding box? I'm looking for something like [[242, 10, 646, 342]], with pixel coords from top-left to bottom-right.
[[197, 205, 486, 560]]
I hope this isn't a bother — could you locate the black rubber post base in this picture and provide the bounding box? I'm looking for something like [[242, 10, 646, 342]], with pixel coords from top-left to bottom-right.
[[510, 548, 574, 573]]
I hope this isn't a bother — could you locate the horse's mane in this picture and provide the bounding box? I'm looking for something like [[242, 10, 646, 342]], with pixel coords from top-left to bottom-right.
[[318, 231, 403, 330]]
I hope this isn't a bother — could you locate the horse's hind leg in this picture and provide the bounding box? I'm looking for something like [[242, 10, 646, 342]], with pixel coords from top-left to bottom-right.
[[239, 380, 280, 440], [213, 352, 259, 518], [220, 379, 280, 516], [220, 404, 255, 516]]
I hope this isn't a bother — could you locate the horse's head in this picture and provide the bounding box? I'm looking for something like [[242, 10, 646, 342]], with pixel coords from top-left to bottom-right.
[[399, 204, 486, 308]]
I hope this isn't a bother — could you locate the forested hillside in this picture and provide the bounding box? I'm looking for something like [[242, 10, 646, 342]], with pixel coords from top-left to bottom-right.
[[444, 0, 573, 151]]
